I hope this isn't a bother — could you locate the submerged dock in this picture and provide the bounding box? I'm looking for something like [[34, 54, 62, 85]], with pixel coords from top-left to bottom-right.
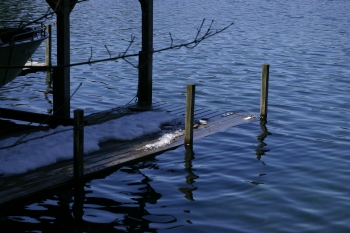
[[0, 102, 255, 206]]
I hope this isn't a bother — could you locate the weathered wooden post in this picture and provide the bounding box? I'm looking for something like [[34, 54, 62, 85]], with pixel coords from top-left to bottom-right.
[[73, 109, 84, 180], [46, 0, 76, 118], [184, 84, 195, 146], [260, 64, 270, 120], [45, 24, 52, 85], [45, 24, 52, 69], [138, 0, 153, 105], [73, 108, 85, 220]]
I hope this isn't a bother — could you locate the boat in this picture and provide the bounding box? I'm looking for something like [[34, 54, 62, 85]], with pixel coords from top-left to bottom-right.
[[0, 21, 49, 87]]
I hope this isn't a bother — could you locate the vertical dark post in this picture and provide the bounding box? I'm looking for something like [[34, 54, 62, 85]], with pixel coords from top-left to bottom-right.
[[260, 64, 269, 120], [74, 109, 84, 180], [45, 24, 52, 85], [45, 24, 52, 68], [184, 84, 195, 146], [46, 0, 76, 118], [73, 108, 85, 221], [138, 0, 153, 105], [54, 0, 70, 117]]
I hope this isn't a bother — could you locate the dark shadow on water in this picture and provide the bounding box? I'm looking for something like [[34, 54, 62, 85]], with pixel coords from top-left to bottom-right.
[[178, 145, 199, 201], [255, 119, 272, 161], [0, 161, 177, 233], [245, 119, 272, 186]]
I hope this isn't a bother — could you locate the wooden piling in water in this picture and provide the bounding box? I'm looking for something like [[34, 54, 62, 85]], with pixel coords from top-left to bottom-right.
[[46, 0, 77, 118], [260, 64, 270, 119], [137, 0, 153, 105], [45, 24, 52, 83], [184, 84, 195, 145], [45, 24, 52, 68], [73, 109, 84, 180]]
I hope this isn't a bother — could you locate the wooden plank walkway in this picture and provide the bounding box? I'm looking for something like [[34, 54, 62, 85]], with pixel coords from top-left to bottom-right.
[[0, 102, 256, 206]]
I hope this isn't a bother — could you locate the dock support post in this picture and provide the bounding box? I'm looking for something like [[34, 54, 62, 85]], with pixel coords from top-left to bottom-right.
[[45, 24, 52, 70], [260, 64, 270, 120], [137, 0, 153, 105], [184, 84, 195, 146], [73, 109, 84, 180], [46, 0, 76, 118], [73, 109, 85, 221], [45, 24, 52, 85]]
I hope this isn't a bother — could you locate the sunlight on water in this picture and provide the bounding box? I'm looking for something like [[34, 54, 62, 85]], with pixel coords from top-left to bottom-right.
[[1, 0, 350, 232]]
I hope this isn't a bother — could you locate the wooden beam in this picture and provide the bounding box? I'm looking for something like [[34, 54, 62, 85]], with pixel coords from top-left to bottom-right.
[[0, 108, 75, 126], [137, 0, 153, 105]]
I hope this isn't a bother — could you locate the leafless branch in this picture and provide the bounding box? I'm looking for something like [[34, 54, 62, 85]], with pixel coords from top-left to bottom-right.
[[169, 32, 174, 47], [122, 35, 136, 56], [1, 82, 83, 149], [104, 45, 112, 58], [2, 19, 234, 70], [0, 18, 235, 149], [88, 47, 93, 64]]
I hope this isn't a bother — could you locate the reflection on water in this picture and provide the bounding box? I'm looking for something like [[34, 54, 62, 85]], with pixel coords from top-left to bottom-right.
[[178, 146, 198, 201], [0, 162, 176, 232], [255, 119, 271, 161], [0, 1, 47, 21], [1, 0, 350, 232]]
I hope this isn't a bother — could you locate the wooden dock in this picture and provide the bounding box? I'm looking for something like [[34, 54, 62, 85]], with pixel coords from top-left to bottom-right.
[[0, 102, 256, 206], [0, 1, 269, 208]]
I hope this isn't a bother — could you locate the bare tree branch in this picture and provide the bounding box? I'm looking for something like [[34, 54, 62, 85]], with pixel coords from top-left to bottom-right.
[[104, 45, 112, 58], [1, 19, 234, 70], [0, 82, 83, 149]]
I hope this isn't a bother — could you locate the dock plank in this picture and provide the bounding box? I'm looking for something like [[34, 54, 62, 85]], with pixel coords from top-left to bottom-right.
[[0, 104, 256, 205]]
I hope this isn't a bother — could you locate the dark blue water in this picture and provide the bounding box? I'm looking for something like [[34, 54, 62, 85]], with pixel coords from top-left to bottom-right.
[[1, 0, 349, 232]]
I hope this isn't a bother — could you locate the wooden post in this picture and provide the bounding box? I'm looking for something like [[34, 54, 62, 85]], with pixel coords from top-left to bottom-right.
[[260, 64, 270, 119], [138, 0, 153, 105], [46, 0, 76, 118], [184, 84, 195, 146], [45, 24, 52, 85], [74, 109, 84, 180], [45, 24, 52, 68], [73, 109, 85, 221]]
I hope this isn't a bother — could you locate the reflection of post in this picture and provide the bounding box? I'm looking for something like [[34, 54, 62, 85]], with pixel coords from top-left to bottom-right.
[[178, 146, 198, 201], [73, 181, 85, 221], [256, 119, 271, 160]]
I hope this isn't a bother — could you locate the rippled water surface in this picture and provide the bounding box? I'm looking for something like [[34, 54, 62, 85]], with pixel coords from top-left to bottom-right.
[[1, 0, 349, 232]]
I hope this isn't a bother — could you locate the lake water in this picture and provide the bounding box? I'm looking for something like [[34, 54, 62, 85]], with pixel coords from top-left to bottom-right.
[[1, 0, 349, 232]]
